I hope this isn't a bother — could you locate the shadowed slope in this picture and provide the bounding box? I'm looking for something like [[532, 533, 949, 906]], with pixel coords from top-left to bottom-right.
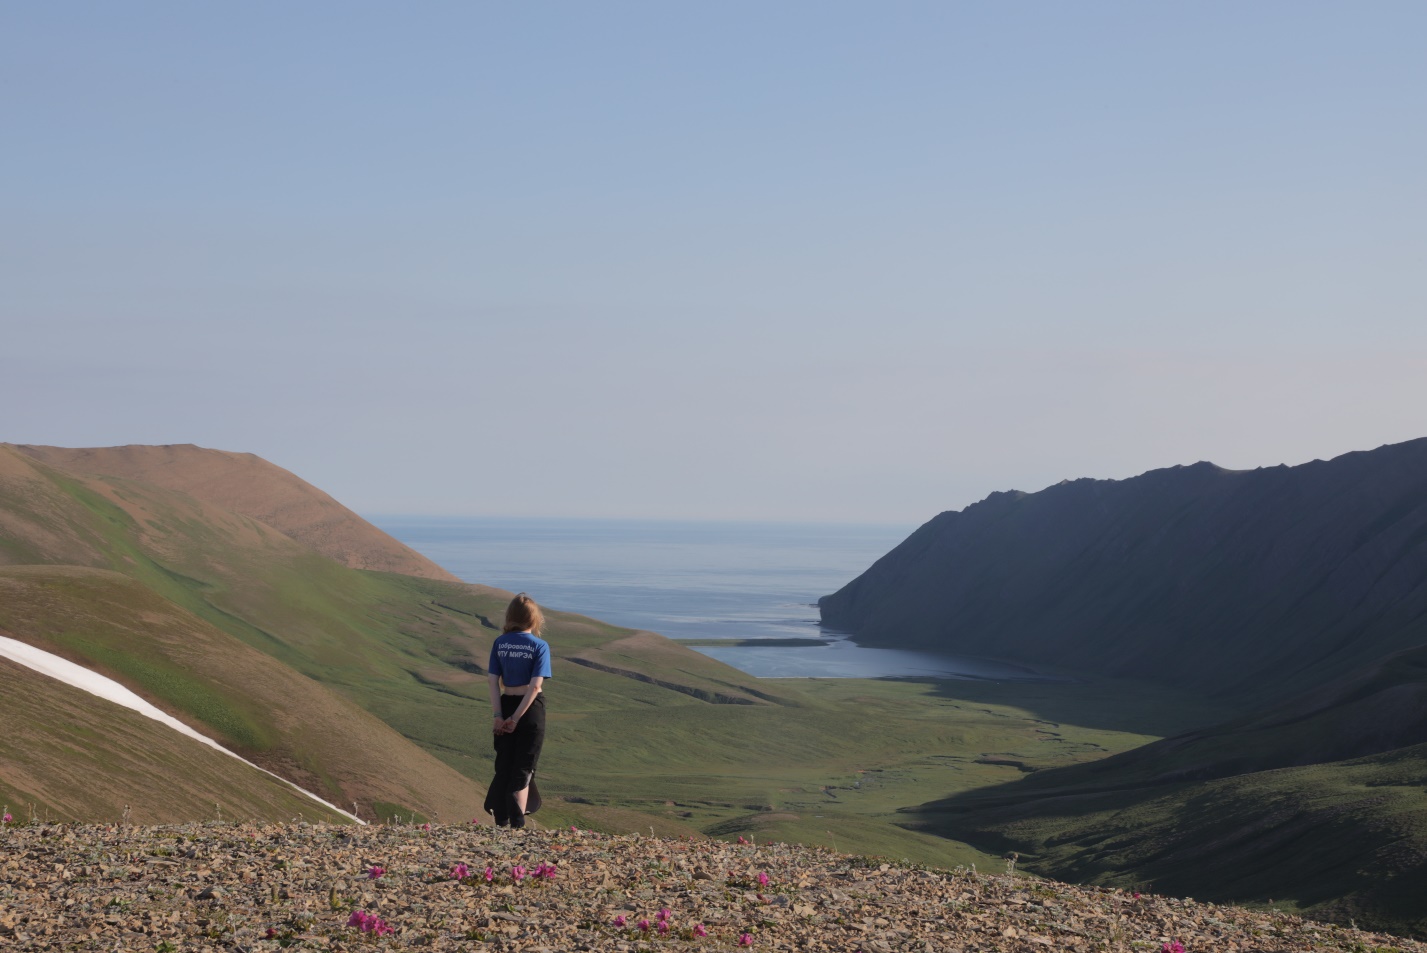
[[903, 646, 1427, 936], [907, 743, 1427, 937], [821, 436, 1427, 703], [11, 443, 460, 582], [935, 642, 1427, 798]]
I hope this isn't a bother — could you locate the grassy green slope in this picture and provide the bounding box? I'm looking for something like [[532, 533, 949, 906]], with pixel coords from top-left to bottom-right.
[[906, 744, 1427, 937], [0, 447, 492, 822], [901, 649, 1427, 936], [0, 566, 487, 824], [230, 565, 1220, 867], [961, 642, 1427, 796], [538, 665, 1225, 866]]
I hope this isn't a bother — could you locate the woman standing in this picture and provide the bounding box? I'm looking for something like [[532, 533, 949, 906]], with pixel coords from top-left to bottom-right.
[[485, 593, 552, 828]]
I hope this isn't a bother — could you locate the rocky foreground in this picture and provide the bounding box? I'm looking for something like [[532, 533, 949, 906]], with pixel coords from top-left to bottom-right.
[[0, 822, 1419, 952]]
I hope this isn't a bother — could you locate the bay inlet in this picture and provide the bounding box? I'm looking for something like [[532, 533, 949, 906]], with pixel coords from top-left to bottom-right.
[[374, 516, 1039, 680]]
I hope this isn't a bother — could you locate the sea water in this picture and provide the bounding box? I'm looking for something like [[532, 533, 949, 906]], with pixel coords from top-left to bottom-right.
[[373, 516, 1036, 680]]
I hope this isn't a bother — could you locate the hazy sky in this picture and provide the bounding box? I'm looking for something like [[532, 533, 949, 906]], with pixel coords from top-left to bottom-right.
[[5, 3, 1425, 522]]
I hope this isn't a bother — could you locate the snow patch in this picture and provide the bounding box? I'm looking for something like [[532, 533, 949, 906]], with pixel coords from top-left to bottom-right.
[[0, 634, 364, 824]]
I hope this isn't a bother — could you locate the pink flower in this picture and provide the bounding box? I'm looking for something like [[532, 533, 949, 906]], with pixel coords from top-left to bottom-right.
[[658, 921, 670, 934], [694, 923, 708, 937], [1161, 944, 1185, 953], [265, 927, 278, 939], [450, 863, 470, 880], [658, 907, 671, 921], [739, 933, 754, 946], [420, 822, 431, 831], [570, 824, 579, 832], [1133, 891, 1142, 899], [1, 813, 11, 824], [366, 865, 385, 880], [511, 865, 527, 882], [484, 866, 494, 882], [756, 871, 769, 886], [737, 836, 748, 844], [347, 910, 393, 935], [638, 919, 651, 932], [613, 915, 627, 927]]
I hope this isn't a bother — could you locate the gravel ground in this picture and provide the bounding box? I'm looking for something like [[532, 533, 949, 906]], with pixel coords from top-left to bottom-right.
[[0, 822, 1419, 952]]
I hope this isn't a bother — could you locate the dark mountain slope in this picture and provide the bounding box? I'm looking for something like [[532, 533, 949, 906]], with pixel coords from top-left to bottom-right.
[[898, 637, 1427, 937], [820, 437, 1427, 702]]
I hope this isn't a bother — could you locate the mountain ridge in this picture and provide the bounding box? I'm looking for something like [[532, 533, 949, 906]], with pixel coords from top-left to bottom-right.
[[820, 436, 1427, 703]]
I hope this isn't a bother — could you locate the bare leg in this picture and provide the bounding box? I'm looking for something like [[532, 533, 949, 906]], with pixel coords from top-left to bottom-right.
[[512, 786, 529, 815]]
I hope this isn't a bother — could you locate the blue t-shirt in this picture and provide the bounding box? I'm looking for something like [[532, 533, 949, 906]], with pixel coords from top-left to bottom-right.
[[488, 631, 553, 688]]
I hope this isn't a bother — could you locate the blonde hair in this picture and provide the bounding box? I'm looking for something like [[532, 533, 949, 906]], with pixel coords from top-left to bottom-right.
[[503, 593, 545, 635]]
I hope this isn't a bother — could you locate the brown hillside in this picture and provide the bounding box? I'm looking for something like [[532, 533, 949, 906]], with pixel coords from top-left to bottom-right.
[[9, 443, 460, 582], [0, 447, 111, 568], [0, 443, 306, 574]]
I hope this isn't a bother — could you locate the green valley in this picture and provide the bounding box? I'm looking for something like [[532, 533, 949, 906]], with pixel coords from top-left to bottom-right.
[[0, 443, 1221, 868]]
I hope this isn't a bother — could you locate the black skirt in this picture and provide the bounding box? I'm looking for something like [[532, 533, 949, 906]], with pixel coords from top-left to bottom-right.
[[484, 693, 544, 827]]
